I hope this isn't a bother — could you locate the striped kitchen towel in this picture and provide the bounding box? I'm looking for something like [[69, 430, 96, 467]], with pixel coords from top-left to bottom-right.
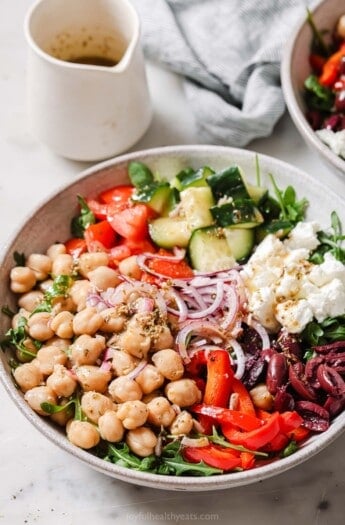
[[132, 0, 317, 146]]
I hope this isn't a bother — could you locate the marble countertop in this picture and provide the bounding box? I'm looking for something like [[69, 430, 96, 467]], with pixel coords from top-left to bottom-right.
[[1, 1, 345, 524]]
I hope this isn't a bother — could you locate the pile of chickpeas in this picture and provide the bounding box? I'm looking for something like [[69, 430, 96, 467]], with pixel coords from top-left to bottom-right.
[[9, 244, 203, 458]]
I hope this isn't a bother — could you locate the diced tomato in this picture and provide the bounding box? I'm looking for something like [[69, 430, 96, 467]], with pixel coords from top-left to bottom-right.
[[84, 220, 117, 251], [309, 53, 326, 74], [147, 249, 194, 278], [183, 444, 242, 471], [141, 272, 159, 284], [222, 412, 281, 450], [108, 203, 150, 241], [124, 237, 156, 255], [86, 199, 108, 220], [99, 185, 134, 206], [65, 237, 87, 258]]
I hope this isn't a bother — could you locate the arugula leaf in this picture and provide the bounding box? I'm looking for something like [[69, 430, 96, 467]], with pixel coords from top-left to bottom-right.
[[106, 440, 222, 476], [302, 315, 345, 346], [71, 195, 95, 238], [128, 161, 154, 188], [281, 440, 298, 458], [304, 75, 334, 112], [14, 251, 26, 266], [310, 211, 345, 264], [2, 316, 39, 359], [32, 274, 73, 314]]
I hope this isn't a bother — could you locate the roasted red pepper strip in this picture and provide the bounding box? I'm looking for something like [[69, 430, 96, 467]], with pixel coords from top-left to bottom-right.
[[183, 444, 242, 471], [192, 404, 261, 432], [203, 350, 234, 408], [222, 412, 281, 450], [240, 451, 256, 470], [319, 43, 345, 87], [148, 249, 194, 278], [231, 377, 256, 417]]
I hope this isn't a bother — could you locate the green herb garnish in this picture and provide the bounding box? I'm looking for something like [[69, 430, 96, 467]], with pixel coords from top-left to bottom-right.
[[310, 211, 345, 264], [71, 195, 95, 238], [32, 274, 73, 314], [13, 251, 26, 266], [2, 316, 40, 359], [304, 75, 335, 112]]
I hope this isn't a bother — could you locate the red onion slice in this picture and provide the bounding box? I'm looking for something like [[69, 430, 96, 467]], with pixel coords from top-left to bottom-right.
[[221, 285, 240, 330], [229, 338, 246, 380], [247, 316, 271, 351], [126, 359, 148, 380], [176, 321, 226, 362], [188, 281, 224, 319]]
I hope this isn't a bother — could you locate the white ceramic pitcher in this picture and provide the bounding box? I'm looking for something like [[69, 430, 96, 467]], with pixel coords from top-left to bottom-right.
[[24, 0, 152, 161]]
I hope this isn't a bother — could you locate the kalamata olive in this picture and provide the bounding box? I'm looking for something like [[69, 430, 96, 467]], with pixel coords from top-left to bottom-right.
[[266, 353, 288, 395], [273, 386, 295, 412], [316, 364, 345, 397], [276, 330, 302, 360], [314, 341, 345, 354], [323, 395, 345, 417], [325, 352, 345, 373], [289, 363, 317, 401], [335, 90, 345, 112], [295, 401, 329, 432], [323, 114, 341, 131], [305, 356, 324, 389], [306, 110, 323, 130], [243, 353, 265, 389]]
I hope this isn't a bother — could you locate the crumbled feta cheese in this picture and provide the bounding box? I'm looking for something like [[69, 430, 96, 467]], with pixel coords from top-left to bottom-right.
[[275, 299, 314, 333], [283, 221, 320, 251], [316, 128, 345, 158], [241, 225, 345, 334]]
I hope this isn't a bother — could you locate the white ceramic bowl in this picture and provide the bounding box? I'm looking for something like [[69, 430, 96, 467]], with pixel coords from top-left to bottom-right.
[[281, 0, 345, 175], [1, 145, 345, 491]]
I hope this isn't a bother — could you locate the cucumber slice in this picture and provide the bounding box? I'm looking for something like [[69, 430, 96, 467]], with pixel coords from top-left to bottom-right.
[[224, 228, 254, 261], [246, 183, 268, 205], [149, 217, 191, 248], [210, 199, 264, 228], [180, 186, 215, 230], [132, 182, 172, 214], [206, 165, 250, 200], [188, 227, 236, 272], [171, 166, 214, 191]]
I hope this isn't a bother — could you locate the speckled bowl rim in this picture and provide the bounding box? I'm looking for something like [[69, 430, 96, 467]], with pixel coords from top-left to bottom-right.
[[281, 0, 345, 176], [1, 144, 344, 491]]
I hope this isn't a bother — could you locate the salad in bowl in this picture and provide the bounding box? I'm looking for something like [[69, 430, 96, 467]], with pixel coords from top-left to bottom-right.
[[1, 145, 345, 490]]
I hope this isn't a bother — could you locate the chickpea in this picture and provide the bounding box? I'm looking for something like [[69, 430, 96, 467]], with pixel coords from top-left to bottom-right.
[[152, 325, 174, 351], [118, 256, 142, 280], [108, 376, 142, 403], [67, 420, 100, 449], [72, 307, 103, 336], [18, 290, 44, 312], [135, 364, 164, 395], [51, 254, 74, 277], [35, 345, 67, 376], [112, 350, 138, 376], [71, 334, 106, 365], [337, 14, 345, 39], [44, 336, 71, 351], [126, 427, 157, 457], [46, 364, 77, 397], [170, 410, 194, 435], [50, 399, 74, 426], [87, 266, 121, 291], [151, 349, 184, 381], [51, 296, 76, 315], [75, 365, 111, 393], [50, 311, 74, 339], [80, 391, 114, 423], [165, 379, 202, 407], [27, 253, 52, 281], [142, 391, 161, 404], [146, 397, 176, 427], [249, 383, 274, 411], [27, 312, 54, 341], [39, 278, 54, 293], [116, 400, 148, 429], [98, 410, 124, 442], [99, 308, 127, 333], [10, 266, 36, 293], [70, 279, 93, 311], [24, 386, 57, 415], [78, 252, 109, 278], [13, 362, 44, 392], [117, 327, 151, 359], [46, 243, 66, 260]]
